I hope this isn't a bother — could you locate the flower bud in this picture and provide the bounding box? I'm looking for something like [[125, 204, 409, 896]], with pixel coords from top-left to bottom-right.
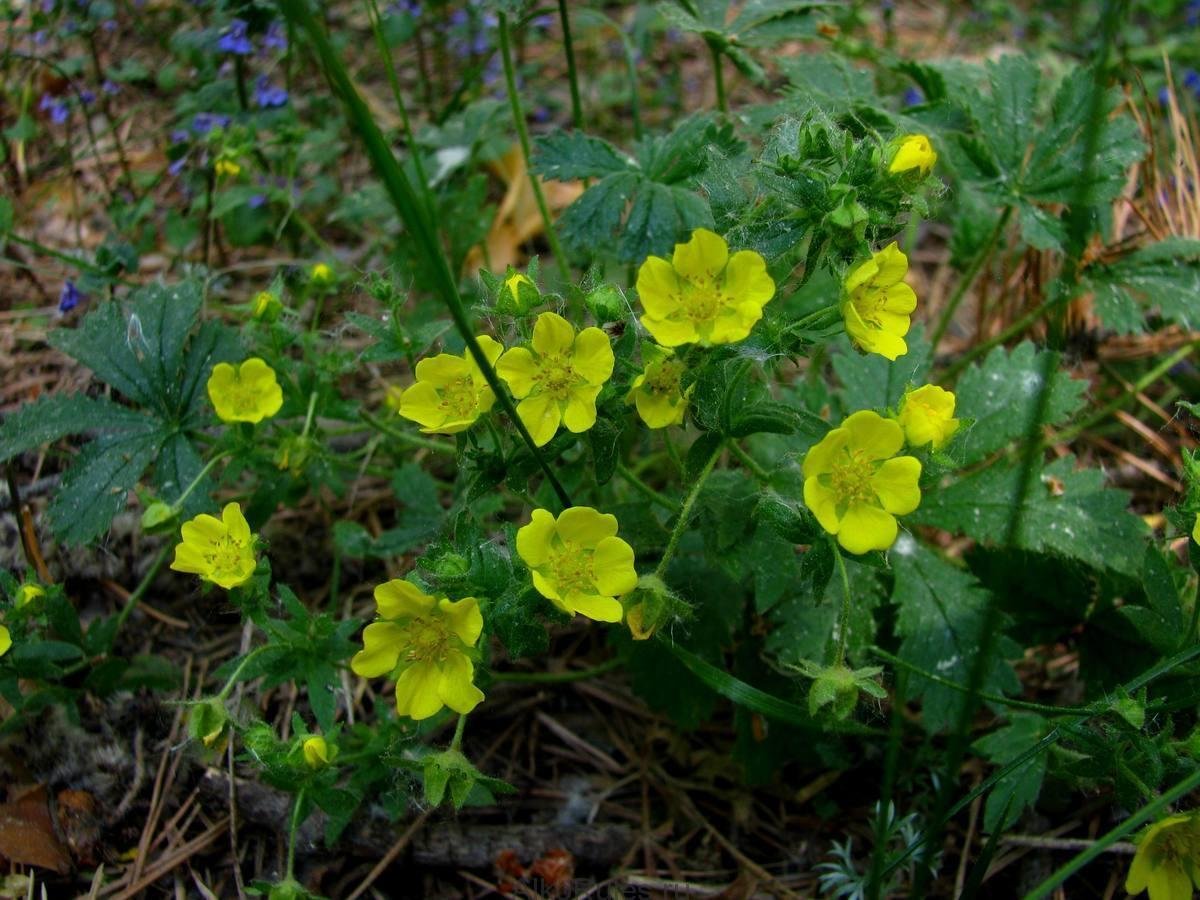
[[897, 384, 959, 450], [887, 134, 937, 176], [140, 501, 179, 535], [302, 735, 333, 769], [252, 290, 283, 323], [309, 262, 334, 287], [585, 284, 625, 324], [622, 574, 689, 641], [496, 272, 539, 315], [188, 699, 229, 749], [14, 583, 46, 610]]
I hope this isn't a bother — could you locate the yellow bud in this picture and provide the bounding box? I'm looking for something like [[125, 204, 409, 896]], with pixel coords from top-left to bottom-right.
[[897, 384, 959, 450], [1192, 512, 1200, 545], [888, 134, 937, 176], [302, 735, 331, 769], [14, 583, 45, 609], [252, 291, 283, 322], [215, 159, 241, 177], [310, 263, 334, 286]]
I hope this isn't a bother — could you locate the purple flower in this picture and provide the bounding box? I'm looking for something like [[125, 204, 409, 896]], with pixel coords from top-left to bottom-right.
[[1159, 86, 1172, 107], [254, 76, 288, 108], [531, 14, 553, 28], [168, 156, 187, 176], [191, 112, 230, 134], [58, 281, 83, 313], [248, 193, 267, 208], [1188, 0, 1200, 27], [33, 30, 48, 44], [39, 93, 68, 124], [264, 20, 287, 50], [40, 0, 54, 11], [170, 129, 189, 144], [903, 87, 924, 107], [449, 9, 468, 27], [217, 18, 253, 55], [102, 79, 120, 95], [1184, 70, 1200, 94], [80, 89, 95, 105], [388, 0, 420, 16], [101, 18, 116, 31]]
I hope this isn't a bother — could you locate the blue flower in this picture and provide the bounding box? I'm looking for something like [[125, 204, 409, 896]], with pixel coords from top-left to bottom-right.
[[254, 76, 288, 108], [168, 156, 187, 176], [39, 93, 68, 125], [248, 193, 267, 208], [40, 0, 55, 11], [191, 112, 230, 135], [102, 79, 120, 95], [217, 18, 253, 55], [264, 20, 287, 50], [58, 281, 84, 313], [903, 86, 924, 107], [80, 89, 95, 105], [388, 0, 421, 16]]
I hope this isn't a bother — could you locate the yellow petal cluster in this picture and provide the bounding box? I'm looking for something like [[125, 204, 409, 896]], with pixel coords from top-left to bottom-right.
[[802, 411, 922, 554], [496, 312, 614, 447], [1193, 513, 1200, 546], [516, 507, 638, 622], [170, 502, 258, 589], [888, 134, 937, 176], [1126, 814, 1200, 900], [0, 626, 10, 658], [841, 242, 917, 361], [636, 228, 775, 347], [897, 385, 959, 450], [207, 358, 284, 424], [214, 159, 241, 177], [14, 583, 45, 609], [302, 735, 332, 769], [350, 580, 484, 721], [310, 262, 334, 285], [626, 346, 687, 429], [396, 335, 503, 435]]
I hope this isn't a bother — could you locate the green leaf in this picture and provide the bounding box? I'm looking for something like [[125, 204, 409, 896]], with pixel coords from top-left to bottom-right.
[[154, 432, 210, 517], [766, 555, 880, 667], [48, 427, 164, 545], [531, 131, 633, 181], [953, 342, 1086, 465], [831, 327, 932, 414], [0, 393, 151, 464], [911, 455, 1148, 577], [1117, 546, 1186, 653], [974, 715, 1050, 831], [488, 587, 551, 659], [891, 541, 1021, 734], [1083, 238, 1200, 335]]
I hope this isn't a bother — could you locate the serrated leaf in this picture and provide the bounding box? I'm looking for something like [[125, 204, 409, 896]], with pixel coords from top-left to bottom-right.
[[154, 432, 210, 517], [891, 540, 1021, 734], [48, 427, 164, 545], [973, 715, 1049, 831], [0, 393, 151, 463], [489, 587, 550, 659], [953, 342, 1086, 465], [531, 131, 633, 181], [911, 455, 1148, 576], [1084, 238, 1200, 334], [766, 555, 880, 667]]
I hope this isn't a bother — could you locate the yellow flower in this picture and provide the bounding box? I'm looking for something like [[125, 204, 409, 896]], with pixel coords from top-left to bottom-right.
[[1193, 513, 1200, 545], [1126, 814, 1200, 900], [516, 507, 638, 622], [310, 262, 334, 285], [252, 290, 282, 322], [802, 410, 922, 554], [897, 385, 959, 450], [207, 358, 284, 424], [626, 346, 688, 429], [496, 312, 614, 447], [302, 735, 332, 769], [888, 134, 937, 176], [14, 583, 45, 609], [396, 335, 504, 435], [214, 159, 241, 177], [841, 242, 918, 361], [0, 626, 10, 658], [350, 580, 484, 721], [170, 502, 258, 589], [635, 228, 775, 347]]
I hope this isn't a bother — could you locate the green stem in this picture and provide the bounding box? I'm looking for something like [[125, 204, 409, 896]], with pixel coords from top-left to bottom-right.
[[279, 0, 572, 509], [216, 645, 271, 701], [491, 657, 621, 683], [300, 391, 319, 441], [616, 462, 676, 512], [557, 0, 584, 130], [728, 442, 770, 483], [831, 539, 853, 666], [449, 713, 468, 752], [707, 39, 727, 115], [173, 451, 231, 512], [1052, 344, 1195, 445], [929, 206, 1012, 350], [1022, 767, 1200, 900], [111, 543, 173, 639], [788, 303, 841, 335], [497, 12, 571, 284], [360, 410, 457, 455], [285, 787, 307, 881], [654, 440, 723, 578]]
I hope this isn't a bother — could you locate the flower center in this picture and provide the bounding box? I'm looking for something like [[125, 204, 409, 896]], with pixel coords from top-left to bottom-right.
[[206, 534, 247, 576], [534, 354, 578, 400], [680, 279, 723, 323], [400, 616, 452, 664], [543, 542, 595, 597], [439, 377, 477, 419], [227, 381, 261, 416], [827, 450, 878, 509], [644, 360, 684, 396]]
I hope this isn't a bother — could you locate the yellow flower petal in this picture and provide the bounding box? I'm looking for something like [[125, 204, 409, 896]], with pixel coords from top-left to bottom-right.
[[844, 257, 879, 295], [801, 428, 850, 479], [838, 505, 898, 554], [415, 354, 472, 388], [889, 134, 937, 175], [351, 622, 406, 677], [880, 283, 918, 315], [303, 736, 330, 768], [516, 393, 562, 447], [1193, 513, 1200, 545], [375, 579, 435, 619], [672, 228, 728, 281], [634, 389, 685, 428], [592, 536, 637, 596], [556, 507, 618, 547], [724, 250, 775, 306], [516, 508, 558, 567], [635, 256, 680, 317], [471, 334, 505, 369], [531, 311, 575, 356], [397, 382, 448, 430], [0, 625, 11, 658], [565, 593, 624, 622], [571, 328, 615, 385], [562, 384, 601, 433], [872, 456, 922, 514], [531, 570, 564, 603], [496, 347, 539, 397], [437, 651, 485, 714], [803, 477, 841, 536], [393, 660, 444, 720], [841, 411, 904, 461], [641, 314, 699, 347], [438, 597, 483, 646], [221, 502, 252, 545], [872, 242, 909, 284]]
